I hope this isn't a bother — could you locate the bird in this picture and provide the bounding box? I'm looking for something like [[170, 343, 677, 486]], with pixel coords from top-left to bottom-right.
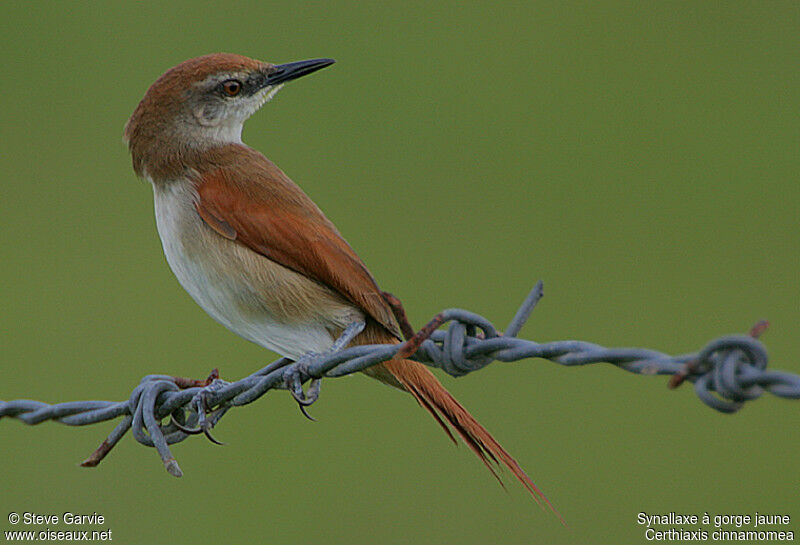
[[124, 53, 556, 515]]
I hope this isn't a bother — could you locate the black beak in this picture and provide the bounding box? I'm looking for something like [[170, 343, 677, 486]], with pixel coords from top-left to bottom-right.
[[265, 58, 335, 86]]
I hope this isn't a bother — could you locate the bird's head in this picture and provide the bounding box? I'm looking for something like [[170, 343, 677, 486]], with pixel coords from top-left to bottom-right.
[[125, 53, 334, 178]]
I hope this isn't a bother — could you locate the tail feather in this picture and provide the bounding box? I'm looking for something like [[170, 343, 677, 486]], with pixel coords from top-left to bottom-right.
[[404, 381, 457, 445], [407, 376, 506, 487], [377, 356, 562, 522]]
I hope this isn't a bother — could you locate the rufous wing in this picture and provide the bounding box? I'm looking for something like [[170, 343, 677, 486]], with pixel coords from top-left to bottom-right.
[[192, 148, 402, 340], [191, 148, 559, 517]]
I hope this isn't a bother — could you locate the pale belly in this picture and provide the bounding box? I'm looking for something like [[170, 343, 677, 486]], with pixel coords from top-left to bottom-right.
[[152, 181, 357, 360]]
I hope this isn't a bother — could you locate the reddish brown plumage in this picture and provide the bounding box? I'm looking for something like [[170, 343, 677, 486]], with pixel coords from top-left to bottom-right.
[[193, 146, 402, 340], [387, 361, 556, 508], [124, 54, 271, 179], [126, 54, 559, 518], [367, 329, 558, 514], [190, 146, 557, 515]]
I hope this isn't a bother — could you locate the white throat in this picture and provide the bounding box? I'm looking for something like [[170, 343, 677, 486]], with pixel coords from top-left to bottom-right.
[[204, 120, 244, 144], [198, 84, 285, 145]]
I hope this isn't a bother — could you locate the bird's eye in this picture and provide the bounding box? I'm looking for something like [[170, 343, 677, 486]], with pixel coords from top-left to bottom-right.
[[221, 79, 242, 97]]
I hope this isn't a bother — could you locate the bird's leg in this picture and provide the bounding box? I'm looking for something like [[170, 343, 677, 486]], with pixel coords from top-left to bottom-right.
[[283, 320, 366, 420], [169, 374, 230, 445]]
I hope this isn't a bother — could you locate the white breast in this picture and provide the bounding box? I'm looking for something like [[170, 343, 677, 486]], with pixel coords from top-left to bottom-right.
[[152, 180, 341, 360]]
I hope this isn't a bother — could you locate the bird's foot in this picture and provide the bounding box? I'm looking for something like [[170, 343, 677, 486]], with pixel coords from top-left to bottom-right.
[[282, 353, 323, 421], [168, 319, 367, 428], [170, 377, 230, 445], [282, 320, 366, 421]]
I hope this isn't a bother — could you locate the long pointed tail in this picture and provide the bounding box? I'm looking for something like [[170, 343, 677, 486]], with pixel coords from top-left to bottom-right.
[[360, 331, 561, 520]]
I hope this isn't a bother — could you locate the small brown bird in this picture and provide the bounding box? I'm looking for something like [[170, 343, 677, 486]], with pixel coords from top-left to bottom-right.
[[125, 53, 554, 512]]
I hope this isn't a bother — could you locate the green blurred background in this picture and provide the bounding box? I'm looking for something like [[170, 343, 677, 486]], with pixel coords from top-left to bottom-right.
[[1, 2, 797, 543]]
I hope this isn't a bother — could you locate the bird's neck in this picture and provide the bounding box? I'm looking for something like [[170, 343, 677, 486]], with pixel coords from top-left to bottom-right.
[[129, 131, 248, 184]]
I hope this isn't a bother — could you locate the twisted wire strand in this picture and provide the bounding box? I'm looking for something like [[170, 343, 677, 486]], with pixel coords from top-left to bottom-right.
[[1, 281, 797, 477]]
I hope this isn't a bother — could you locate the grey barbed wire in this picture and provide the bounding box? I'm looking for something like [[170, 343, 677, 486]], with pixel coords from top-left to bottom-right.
[[1, 281, 798, 477]]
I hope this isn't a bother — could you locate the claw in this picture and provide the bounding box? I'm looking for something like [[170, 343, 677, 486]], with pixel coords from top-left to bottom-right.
[[281, 321, 366, 421], [293, 378, 321, 406], [284, 357, 321, 421], [170, 417, 203, 435], [297, 404, 316, 422], [291, 378, 321, 421], [200, 425, 225, 446], [170, 408, 226, 445], [170, 417, 225, 445], [169, 378, 229, 445]]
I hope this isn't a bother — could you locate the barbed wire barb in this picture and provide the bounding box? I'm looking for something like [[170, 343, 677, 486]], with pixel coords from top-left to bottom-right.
[[2, 281, 798, 477]]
